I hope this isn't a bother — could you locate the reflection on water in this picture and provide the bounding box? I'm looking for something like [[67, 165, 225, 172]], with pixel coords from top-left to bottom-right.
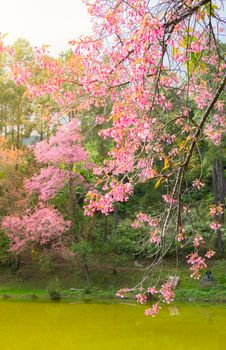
[[168, 305, 180, 316], [0, 301, 225, 350]]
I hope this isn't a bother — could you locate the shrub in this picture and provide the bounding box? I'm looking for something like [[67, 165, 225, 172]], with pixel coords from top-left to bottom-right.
[[47, 278, 61, 301]]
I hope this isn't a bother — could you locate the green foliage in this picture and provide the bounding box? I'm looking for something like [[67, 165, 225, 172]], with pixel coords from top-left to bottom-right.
[[0, 232, 10, 266], [107, 220, 144, 257], [46, 278, 61, 301], [71, 240, 93, 258]]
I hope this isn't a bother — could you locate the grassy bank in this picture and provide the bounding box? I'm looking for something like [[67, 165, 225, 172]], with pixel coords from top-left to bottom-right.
[[0, 258, 225, 303]]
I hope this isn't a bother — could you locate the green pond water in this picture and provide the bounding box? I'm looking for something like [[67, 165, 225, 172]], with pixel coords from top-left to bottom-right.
[[0, 301, 226, 349]]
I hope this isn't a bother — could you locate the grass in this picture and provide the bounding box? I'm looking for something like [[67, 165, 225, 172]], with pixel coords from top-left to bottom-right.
[[0, 257, 225, 303]]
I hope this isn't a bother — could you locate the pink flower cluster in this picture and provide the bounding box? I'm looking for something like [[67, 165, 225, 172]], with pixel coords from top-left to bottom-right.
[[204, 113, 225, 145], [162, 195, 177, 205], [209, 205, 223, 217], [192, 179, 205, 190], [160, 282, 175, 304], [210, 222, 221, 231], [204, 125, 223, 145], [150, 229, 161, 244], [34, 119, 88, 166], [24, 119, 90, 202], [84, 182, 133, 216], [144, 303, 159, 317], [132, 213, 159, 229], [24, 167, 68, 201], [177, 227, 185, 242], [95, 115, 105, 125], [135, 293, 147, 304], [12, 64, 31, 86], [205, 250, 215, 259], [115, 288, 131, 298], [2, 206, 71, 252], [116, 281, 176, 317], [193, 234, 205, 248], [147, 287, 158, 295], [186, 253, 207, 279]]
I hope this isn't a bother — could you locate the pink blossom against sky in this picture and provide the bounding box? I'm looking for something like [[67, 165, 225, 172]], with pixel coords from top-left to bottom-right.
[[0, 0, 92, 55], [1, 0, 225, 56]]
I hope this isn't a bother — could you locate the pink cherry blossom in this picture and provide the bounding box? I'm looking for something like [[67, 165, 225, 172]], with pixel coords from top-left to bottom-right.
[[186, 253, 207, 279], [160, 282, 175, 304], [2, 205, 71, 253], [205, 250, 215, 259], [147, 287, 158, 295], [135, 293, 147, 304], [192, 179, 205, 190], [162, 195, 177, 205], [210, 222, 222, 231], [145, 303, 159, 317], [116, 288, 131, 298], [193, 235, 205, 248]]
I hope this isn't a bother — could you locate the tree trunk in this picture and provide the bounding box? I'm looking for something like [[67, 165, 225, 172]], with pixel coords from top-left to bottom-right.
[[82, 254, 90, 287], [114, 206, 119, 230], [68, 171, 82, 239], [103, 216, 109, 241], [11, 254, 20, 271], [212, 159, 225, 257], [16, 125, 20, 149]]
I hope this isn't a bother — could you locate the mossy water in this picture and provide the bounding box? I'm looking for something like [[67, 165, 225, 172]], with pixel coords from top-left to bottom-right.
[[0, 301, 226, 349]]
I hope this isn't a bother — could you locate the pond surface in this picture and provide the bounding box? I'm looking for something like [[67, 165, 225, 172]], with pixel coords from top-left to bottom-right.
[[0, 301, 226, 349]]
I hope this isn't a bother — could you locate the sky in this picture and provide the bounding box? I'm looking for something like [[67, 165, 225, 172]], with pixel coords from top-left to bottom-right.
[[1, 0, 225, 55], [0, 0, 92, 55]]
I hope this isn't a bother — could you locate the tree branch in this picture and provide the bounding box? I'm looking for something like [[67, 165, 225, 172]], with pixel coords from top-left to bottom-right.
[[182, 74, 226, 168]]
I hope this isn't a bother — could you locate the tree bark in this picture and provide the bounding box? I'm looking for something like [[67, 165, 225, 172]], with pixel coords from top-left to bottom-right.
[[114, 206, 119, 230], [103, 216, 109, 241], [82, 254, 90, 287], [16, 125, 20, 149]]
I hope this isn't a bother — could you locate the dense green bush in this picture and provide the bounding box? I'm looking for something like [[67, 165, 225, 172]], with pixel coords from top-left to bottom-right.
[[47, 278, 61, 301]]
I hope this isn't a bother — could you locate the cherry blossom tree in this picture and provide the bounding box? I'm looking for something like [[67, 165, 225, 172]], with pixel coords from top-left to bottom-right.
[[75, 0, 226, 315], [1, 0, 225, 315], [2, 205, 71, 253], [2, 118, 91, 256], [24, 118, 89, 201]]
